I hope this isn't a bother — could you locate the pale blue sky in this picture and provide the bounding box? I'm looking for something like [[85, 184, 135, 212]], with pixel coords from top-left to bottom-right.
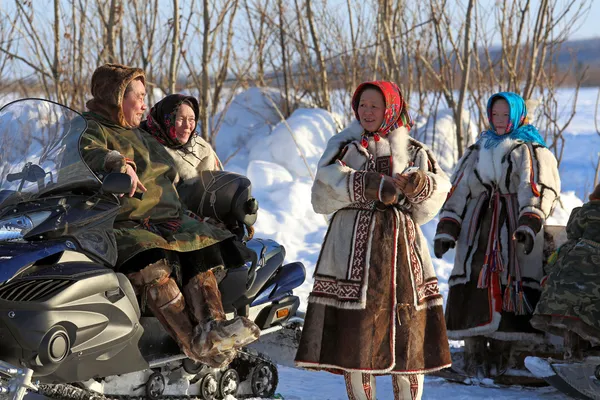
[[569, 0, 600, 40], [476, 0, 600, 42]]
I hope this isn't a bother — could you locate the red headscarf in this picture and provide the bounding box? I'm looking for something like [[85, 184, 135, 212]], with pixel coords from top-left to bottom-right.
[[351, 81, 413, 136]]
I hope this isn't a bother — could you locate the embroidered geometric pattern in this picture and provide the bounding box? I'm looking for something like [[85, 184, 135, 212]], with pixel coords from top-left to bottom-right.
[[362, 373, 373, 400], [407, 175, 433, 204], [349, 210, 373, 281], [405, 216, 424, 287], [352, 171, 368, 203], [346, 200, 377, 211], [376, 156, 391, 176], [344, 372, 358, 400], [405, 215, 442, 304], [409, 375, 420, 400], [368, 156, 376, 172], [312, 277, 362, 301], [417, 279, 441, 302]]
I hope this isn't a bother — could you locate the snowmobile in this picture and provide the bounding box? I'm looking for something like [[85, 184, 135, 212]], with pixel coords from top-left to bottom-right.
[[525, 355, 600, 400], [0, 98, 306, 400]]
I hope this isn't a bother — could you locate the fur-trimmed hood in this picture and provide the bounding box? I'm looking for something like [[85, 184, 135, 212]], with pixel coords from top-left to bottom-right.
[[86, 63, 145, 128]]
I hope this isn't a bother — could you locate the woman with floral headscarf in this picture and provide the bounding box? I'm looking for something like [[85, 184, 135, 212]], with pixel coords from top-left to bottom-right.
[[295, 81, 452, 400], [434, 92, 561, 378], [137, 94, 260, 366], [140, 94, 222, 183]]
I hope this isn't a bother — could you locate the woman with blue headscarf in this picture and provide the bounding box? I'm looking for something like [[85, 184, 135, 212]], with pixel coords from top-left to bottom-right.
[[433, 92, 561, 379]]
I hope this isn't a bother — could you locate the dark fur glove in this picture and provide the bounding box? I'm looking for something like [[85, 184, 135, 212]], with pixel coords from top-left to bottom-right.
[[514, 230, 535, 255], [434, 238, 455, 258], [364, 172, 397, 205]]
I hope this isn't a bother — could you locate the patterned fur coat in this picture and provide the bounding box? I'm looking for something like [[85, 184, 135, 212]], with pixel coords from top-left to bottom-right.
[[295, 120, 452, 375], [436, 137, 560, 342]]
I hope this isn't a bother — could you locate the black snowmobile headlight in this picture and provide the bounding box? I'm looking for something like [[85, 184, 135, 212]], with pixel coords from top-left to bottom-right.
[[0, 211, 51, 241]]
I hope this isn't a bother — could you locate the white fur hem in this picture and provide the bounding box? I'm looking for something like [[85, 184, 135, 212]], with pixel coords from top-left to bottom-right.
[[294, 361, 453, 376], [415, 296, 444, 311], [447, 311, 502, 339]]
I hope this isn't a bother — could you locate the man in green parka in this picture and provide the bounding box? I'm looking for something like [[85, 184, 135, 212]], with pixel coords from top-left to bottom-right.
[[531, 183, 600, 359], [79, 63, 259, 367]]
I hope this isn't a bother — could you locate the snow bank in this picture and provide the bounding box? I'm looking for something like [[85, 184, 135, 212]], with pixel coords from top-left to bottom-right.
[[412, 109, 480, 173]]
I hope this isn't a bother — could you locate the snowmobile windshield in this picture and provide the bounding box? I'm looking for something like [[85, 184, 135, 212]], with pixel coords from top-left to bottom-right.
[[0, 98, 101, 209]]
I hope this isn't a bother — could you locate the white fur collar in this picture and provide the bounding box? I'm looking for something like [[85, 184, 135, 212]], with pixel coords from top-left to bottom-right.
[[317, 120, 363, 168], [318, 120, 411, 175], [387, 126, 411, 176], [477, 137, 518, 184]]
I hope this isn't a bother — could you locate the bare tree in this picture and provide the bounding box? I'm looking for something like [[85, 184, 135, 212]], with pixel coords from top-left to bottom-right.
[[95, 0, 123, 64], [168, 0, 180, 94], [277, 0, 290, 116], [0, 8, 17, 97], [416, 0, 475, 158], [0, 0, 593, 168], [306, 0, 330, 110], [594, 88, 600, 188]]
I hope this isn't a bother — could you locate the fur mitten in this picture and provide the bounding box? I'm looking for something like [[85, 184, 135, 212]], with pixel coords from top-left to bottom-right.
[[364, 171, 397, 205], [401, 169, 427, 198], [103, 150, 137, 173]]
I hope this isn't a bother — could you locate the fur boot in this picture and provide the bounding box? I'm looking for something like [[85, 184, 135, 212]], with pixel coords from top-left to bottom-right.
[[183, 270, 260, 364], [487, 338, 512, 375], [564, 330, 590, 361], [464, 336, 490, 379], [127, 259, 197, 360]]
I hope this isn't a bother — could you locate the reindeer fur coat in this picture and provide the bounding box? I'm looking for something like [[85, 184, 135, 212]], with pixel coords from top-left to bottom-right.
[[295, 120, 452, 375]]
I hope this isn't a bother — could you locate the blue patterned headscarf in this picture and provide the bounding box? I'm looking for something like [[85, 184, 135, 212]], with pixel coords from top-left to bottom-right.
[[479, 92, 547, 149]]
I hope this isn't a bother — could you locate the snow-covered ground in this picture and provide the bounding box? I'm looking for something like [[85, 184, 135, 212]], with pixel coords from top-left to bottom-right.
[[272, 365, 567, 399], [1, 86, 594, 398], [213, 86, 600, 399]]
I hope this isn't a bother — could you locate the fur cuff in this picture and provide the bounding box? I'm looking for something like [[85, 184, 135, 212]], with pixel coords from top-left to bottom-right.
[[405, 172, 432, 204], [434, 233, 456, 242], [515, 224, 536, 242], [104, 150, 128, 173], [518, 212, 543, 234], [435, 217, 461, 241], [519, 206, 545, 222]]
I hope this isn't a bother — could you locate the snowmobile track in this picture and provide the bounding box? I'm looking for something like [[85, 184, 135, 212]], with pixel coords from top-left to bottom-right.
[[35, 349, 278, 400]]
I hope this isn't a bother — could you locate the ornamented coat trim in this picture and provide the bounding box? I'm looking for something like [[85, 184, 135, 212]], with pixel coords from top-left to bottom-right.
[[304, 208, 399, 373], [402, 210, 444, 310], [309, 207, 444, 311], [309, 210, 378, 310]]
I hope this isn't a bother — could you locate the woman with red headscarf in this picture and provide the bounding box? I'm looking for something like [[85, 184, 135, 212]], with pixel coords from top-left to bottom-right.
[[295, 81, 452, 400]]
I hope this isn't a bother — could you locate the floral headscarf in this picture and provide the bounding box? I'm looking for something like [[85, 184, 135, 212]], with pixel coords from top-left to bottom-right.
[[351, 81, 413, 136], [140, 94, 200, 148]]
